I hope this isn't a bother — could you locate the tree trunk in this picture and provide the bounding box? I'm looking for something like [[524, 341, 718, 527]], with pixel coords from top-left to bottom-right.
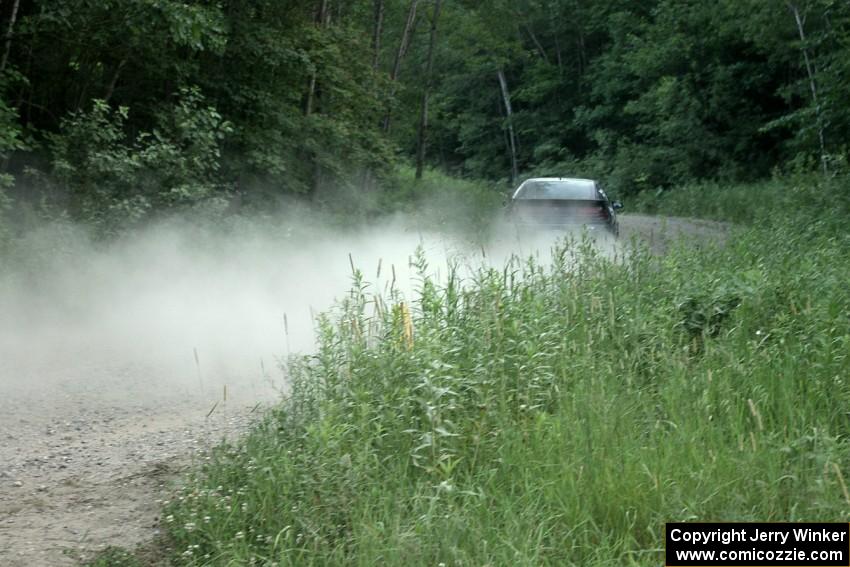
[[523, 24, 549, 63], [371, 0, 384, 70], [382, 0, 419, 132], [0, 0, 21, 74], [573, 0, 587, 75], [104, 58, 127, 102], [497, 70, 519, 185], [304, 0, 330, 116], [415, 0, 442, 180], [305, 0, 330, 196], [320, 0, 331, 26], [390, 0, 419, 82], [14, 37, 31, 122], [787, 1, 828, 174], [304, 75, 317, 116], [550, 0, 563, 76]]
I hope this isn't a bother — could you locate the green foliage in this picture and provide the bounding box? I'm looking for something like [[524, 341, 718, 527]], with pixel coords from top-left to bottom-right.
[[164, 177, 850, 565], [194, 1, 395, 196], [0, 89, 26, 250], [630, 174, 850, 225], [397, 0, 850, 191], [84, 546, 144, 567], [2, 0, 850, 223], [378, 165, 502, 232], [0, 98, 25, 158], [49, 90, 231, 233]]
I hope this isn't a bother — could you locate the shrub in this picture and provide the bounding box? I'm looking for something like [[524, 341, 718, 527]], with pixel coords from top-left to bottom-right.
[[49, 88, 232, 235]]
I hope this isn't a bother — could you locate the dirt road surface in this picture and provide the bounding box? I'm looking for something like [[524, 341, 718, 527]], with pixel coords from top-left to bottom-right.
[[619, 213, 729, 253], [0, 214, 728, 566], [0, 355, 277, 566]]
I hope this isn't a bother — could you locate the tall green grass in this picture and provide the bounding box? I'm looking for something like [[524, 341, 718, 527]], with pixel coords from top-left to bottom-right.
[[164, 177, 850, 566], [630, 175, 848, 225]]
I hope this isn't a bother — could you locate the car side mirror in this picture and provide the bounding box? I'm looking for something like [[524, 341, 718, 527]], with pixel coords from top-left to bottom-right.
[[612, 201, 623, 210]]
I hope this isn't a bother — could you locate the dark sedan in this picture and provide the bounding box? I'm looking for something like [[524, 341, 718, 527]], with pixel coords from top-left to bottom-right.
[[508, 177, 622, 236]]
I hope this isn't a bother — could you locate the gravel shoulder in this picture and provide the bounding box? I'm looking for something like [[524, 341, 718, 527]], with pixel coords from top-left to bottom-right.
[[0, 346, 280, 566], [0, 214, 729, 566], [0, 382, 273, 566], [619, 213, 730, 253]]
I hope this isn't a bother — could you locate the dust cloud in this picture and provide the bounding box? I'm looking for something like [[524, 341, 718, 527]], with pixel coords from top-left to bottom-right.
[[0, 208, 616, 406], [0, 205, 626, 567]]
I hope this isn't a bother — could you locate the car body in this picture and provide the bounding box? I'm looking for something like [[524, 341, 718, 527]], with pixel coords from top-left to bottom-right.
[[508, 177, 622, 236]]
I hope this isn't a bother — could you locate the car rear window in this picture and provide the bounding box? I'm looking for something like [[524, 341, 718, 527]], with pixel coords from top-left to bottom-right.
[[514, 179, 598, 200]]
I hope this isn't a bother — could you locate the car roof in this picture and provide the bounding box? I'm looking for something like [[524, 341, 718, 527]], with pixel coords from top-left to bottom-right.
[[512, 178, 599, 200]]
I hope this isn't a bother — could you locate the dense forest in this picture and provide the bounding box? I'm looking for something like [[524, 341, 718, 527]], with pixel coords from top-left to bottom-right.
[[0, 0, 848, 232]]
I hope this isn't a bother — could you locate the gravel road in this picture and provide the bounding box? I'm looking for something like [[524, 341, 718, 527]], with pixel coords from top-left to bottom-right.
[[619, 213, 729, 253], [0, 355, 277, 566], [0, 214, 728, 566]]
